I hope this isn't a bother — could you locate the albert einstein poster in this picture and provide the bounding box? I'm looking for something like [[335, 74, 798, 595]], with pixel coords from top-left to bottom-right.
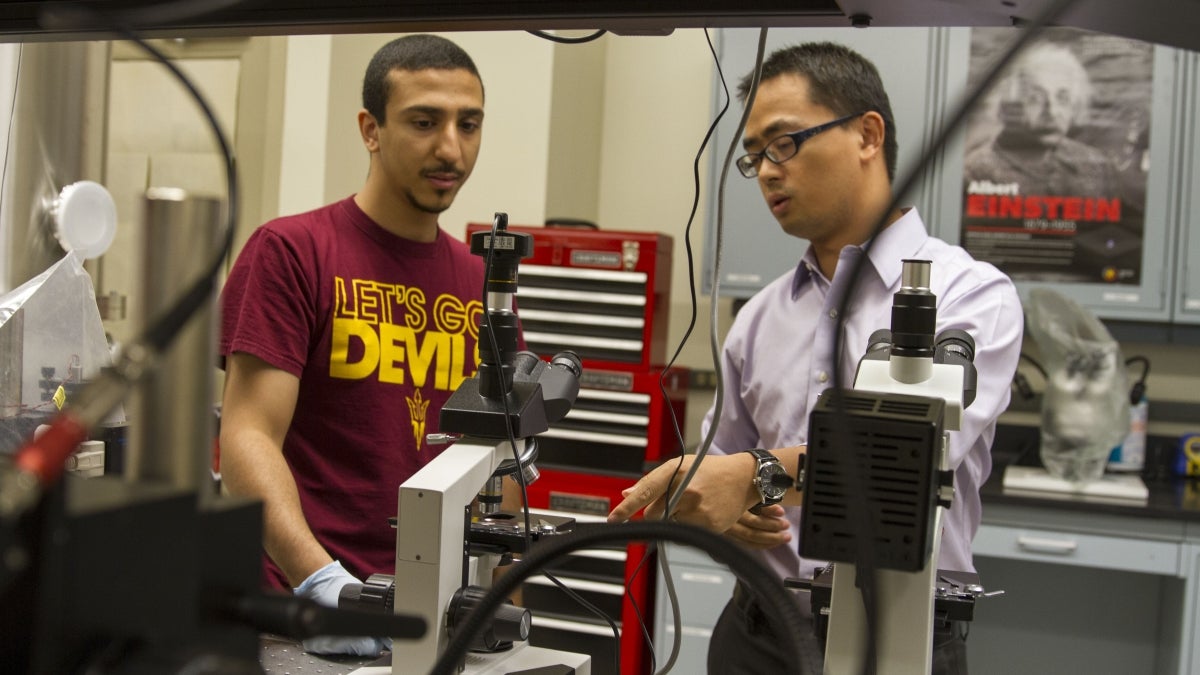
[[960, 27, 1154, 285]]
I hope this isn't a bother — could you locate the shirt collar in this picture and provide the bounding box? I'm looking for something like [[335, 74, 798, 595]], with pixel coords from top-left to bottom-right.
[[790, 207, 930, 297], [792, 252, 819, 295]]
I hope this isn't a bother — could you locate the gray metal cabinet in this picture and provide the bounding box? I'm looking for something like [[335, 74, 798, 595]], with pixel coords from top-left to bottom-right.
[[932, 28, 1185, 322], [707, 27, 1192, 326], [970, 503, 1191, 675], [703, 27, 950, 299], [652, 543, 736, 671], [653, 504, 1200, 674], [1172, 53, 1200, 324], [1181, 542, 1200, 675]]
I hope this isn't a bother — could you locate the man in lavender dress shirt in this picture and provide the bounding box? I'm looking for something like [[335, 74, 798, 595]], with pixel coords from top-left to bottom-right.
[[609, 42, 1023, 673]]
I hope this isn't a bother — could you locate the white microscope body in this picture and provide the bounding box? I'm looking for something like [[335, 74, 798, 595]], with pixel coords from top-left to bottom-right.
[[816, 259, 974, 675], [387, 437, 589, 674], [359, 217, 589, 674]]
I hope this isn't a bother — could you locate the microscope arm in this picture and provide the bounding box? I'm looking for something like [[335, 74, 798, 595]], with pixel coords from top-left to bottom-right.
[[821, 358, 969, 675], [391, 438, 520, 674]]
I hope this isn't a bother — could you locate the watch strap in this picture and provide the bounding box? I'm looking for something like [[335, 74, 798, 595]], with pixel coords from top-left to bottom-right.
[[746, 447, 776, 464]]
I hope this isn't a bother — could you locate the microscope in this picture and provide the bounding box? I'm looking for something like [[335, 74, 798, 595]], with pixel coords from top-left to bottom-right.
[[797, 259, 985, 675], [342, 215, 591, 674]]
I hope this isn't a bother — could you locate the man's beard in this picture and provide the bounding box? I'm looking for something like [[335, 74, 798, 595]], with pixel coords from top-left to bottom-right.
[[407, 188, 453, 215]]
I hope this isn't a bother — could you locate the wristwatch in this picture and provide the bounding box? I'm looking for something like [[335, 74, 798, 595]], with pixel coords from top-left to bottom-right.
[[746, 448, 790, 508]]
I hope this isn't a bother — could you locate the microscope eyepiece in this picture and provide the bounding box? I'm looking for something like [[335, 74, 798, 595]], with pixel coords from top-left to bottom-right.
[[511, 351, 542, 377], [550, 351, 582, 378], [934, 328, 978, 408], [891, 259, 936, 359], [934, 329, 976, 363], [900, 258, 932, 290]]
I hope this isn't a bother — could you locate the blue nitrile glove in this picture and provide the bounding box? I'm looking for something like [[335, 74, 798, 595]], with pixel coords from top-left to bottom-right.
[[294, 560, 391, 657]]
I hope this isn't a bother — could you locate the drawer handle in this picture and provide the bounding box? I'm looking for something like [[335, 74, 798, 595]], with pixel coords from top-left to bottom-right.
[[681, 572, 726, 585], [1016, 535, 1078, 555]]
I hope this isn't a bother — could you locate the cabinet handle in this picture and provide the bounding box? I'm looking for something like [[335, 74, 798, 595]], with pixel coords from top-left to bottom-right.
[[680, 572, 726, 585], [1016, 535, 1078, 555]]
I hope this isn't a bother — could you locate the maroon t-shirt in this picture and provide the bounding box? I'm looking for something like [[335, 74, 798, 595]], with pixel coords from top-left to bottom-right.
[[220, 196, 485, 588]]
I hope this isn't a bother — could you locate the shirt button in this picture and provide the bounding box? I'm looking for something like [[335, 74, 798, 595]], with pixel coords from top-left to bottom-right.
[[818, 371, 829, 383], [828, 309, 838, 319]]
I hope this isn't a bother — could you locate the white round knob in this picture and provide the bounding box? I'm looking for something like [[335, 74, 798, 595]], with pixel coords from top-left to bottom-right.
[[51, 180, 117, 259]]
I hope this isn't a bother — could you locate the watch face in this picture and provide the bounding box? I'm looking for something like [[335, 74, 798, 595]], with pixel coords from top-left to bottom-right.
[[760, 462, 789, 501]]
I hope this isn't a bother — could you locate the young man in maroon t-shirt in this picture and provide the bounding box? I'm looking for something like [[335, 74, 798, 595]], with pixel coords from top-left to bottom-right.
[[219, 34, 490, 657]]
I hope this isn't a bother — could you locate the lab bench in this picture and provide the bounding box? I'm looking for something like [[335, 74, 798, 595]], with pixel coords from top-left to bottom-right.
[[968, 466, 1200, 675], [261, 474, 1200, 675], [651, 468, 1200, 675]]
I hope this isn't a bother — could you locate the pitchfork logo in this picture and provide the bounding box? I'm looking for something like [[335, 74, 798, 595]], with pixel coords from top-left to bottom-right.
[[406, 389, 431, 451]]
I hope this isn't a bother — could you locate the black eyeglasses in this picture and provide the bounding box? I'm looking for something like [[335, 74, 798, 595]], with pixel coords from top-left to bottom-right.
[[735, 112, 866, 178]]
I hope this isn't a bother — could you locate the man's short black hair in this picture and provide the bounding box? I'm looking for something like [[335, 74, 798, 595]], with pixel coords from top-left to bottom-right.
[[362, 34, 483, 124], [738, 42, 898, 181]]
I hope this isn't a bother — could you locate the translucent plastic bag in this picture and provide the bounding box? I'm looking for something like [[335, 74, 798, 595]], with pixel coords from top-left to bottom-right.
[[1024, 288, 1129, 483], [0, 252, 122, 453]]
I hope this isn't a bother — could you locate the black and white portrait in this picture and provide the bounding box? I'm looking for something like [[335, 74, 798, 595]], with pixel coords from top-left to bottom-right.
[[960, 27, 1154, 285]]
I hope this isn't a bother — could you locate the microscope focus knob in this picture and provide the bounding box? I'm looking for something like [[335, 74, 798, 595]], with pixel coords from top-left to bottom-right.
[[491, 601, 532, 643], [338, 573, 397, 612], [449, 585, 532, 651]]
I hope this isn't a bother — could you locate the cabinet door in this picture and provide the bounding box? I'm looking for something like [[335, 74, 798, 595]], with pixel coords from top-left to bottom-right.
[[653, 543, 737, 671], [934, 28, 1184, 322], [703, 27, 946, 299], [971, 522, 1185, 675], [1182, 543, 1200, 675], [1173, 54, 1200, 324]]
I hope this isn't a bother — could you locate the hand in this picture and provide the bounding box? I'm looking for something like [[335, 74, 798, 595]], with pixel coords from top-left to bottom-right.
[[607, 453, 758, 533], [294, 560, 390, 657], [725, 505, 792, 550]]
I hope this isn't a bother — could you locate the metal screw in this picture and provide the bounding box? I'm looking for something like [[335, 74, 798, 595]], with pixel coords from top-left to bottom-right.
[[426, 433, 461, 445]]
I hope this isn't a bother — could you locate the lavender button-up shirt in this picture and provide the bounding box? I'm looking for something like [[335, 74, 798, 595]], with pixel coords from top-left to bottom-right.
[[703, 208, 1023, 580]]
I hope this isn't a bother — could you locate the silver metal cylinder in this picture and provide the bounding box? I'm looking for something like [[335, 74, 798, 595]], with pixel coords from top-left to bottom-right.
[[520, 460, 540, 487], [486, 290, 513, 313], [2, 41, 108, 293], [900, 259, 931, 291], [125, 187, 222, 501], [479, 475, 504, 516]]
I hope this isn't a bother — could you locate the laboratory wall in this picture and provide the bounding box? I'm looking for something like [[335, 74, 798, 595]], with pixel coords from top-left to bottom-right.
[[5, 24, 1200, 674], [270, 29, 737, 436], [211, 27, 1200, 441], [275, 28, 1200, 442], [5, 27, 1196, 443]]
